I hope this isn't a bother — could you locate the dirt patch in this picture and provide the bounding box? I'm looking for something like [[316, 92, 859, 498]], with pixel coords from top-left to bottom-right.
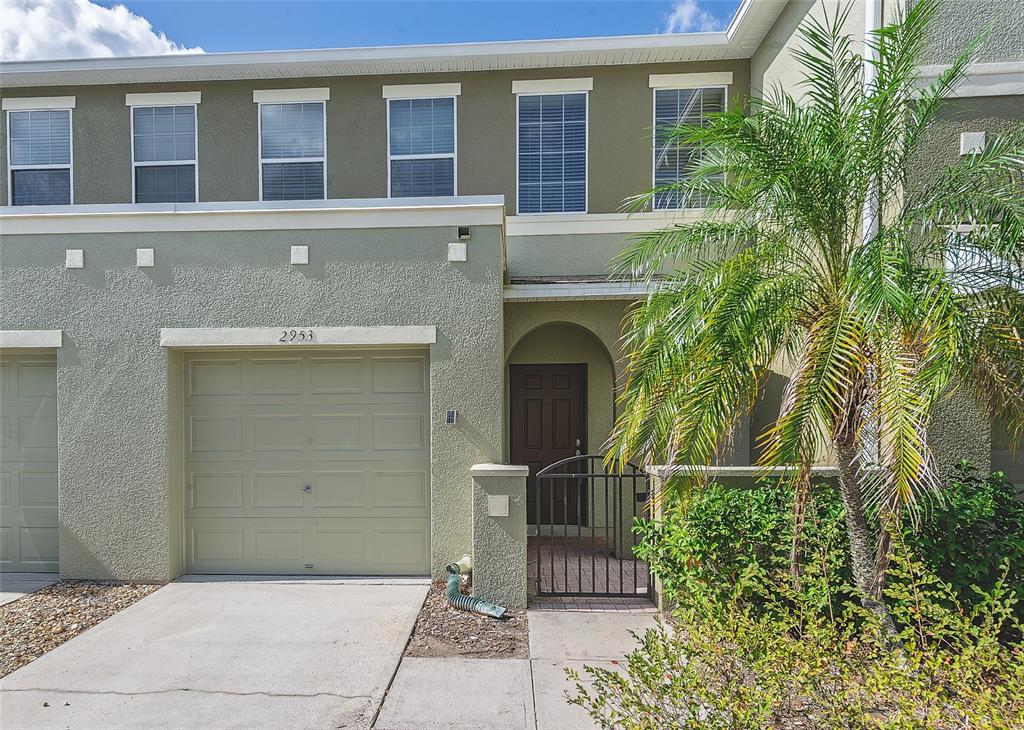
[[1, 581, 160, 678], [404, 581, 528, 659]]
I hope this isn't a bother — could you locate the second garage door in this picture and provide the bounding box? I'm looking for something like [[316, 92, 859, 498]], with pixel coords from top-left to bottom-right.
[[183, 349, 430, 575]]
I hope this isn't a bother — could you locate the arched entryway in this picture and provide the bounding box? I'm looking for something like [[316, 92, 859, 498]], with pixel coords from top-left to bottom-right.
[[506, 320, 650, 598]]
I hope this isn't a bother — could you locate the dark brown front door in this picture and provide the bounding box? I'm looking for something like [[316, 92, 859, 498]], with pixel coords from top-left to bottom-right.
[[509, 364, 587, 525]]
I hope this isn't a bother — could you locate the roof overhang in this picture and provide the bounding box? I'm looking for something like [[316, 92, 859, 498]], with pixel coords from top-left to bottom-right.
[[0, 0, 786, 88]]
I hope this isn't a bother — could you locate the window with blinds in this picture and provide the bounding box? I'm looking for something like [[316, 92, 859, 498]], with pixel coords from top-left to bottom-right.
[[259, 102, 326, 201], [517, 92, 587, 214], [8, 109, 72, 206], [388, 97, 456, 197], [653, 87, 725, 209], [132, 105, 197, 203]]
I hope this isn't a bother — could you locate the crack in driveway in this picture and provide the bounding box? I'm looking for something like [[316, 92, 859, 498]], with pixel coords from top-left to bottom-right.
[[1, 687, 376, 700]]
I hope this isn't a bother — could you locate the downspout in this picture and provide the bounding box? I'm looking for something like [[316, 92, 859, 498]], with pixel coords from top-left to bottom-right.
[[862, 0, 883, 245], [445, 555, 507, 619]]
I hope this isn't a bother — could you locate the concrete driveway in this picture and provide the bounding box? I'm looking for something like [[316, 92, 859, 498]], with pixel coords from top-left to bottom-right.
[[0, 577, 428, 729]]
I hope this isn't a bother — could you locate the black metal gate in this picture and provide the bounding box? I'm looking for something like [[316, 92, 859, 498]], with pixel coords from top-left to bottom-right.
[[531, 454, 651, 598]]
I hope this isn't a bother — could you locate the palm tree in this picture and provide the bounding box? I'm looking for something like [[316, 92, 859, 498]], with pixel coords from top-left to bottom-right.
[[609, 0, 1024, 631]]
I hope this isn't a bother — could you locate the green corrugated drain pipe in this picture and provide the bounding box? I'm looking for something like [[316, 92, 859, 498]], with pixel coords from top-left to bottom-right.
[[445, 556, 507, 619]]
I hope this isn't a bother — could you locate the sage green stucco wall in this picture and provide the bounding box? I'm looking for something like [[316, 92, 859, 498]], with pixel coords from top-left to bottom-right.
[[919, 0, 1024, 64], [0, 59, 749, 211], [0, 223, 505, 581]]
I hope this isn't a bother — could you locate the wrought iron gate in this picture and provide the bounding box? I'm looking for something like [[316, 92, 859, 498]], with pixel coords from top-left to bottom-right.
[[531, 454, 652, 598]]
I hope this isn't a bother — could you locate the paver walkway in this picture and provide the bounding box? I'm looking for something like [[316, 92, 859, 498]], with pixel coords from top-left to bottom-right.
[[374, 609, 660, 729], [0, 573, 58, 606]]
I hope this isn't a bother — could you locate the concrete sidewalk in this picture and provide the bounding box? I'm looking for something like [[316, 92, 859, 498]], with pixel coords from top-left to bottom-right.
[[374, 610, 659, 730], [0, 573, 58, 606], [1, 578, 428, 729]]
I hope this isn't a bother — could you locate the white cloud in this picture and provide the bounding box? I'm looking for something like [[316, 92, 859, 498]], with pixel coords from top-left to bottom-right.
[[663, 0, 723, 34], [1, 0, 203, 61]]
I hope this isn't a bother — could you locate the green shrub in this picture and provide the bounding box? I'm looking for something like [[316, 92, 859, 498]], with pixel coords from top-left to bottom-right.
[[633, 479, 851, 612], [568, 545, 1024, 729], [907, 463, 1024, 609], [635, 468, 1024, 618]]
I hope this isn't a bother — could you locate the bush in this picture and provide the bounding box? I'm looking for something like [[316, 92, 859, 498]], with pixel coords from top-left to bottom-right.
[[635, 468, 1024, 618], [907, 463, 1024, 608], [568, 545, 1024, 729], [633, 479, 851, 613]]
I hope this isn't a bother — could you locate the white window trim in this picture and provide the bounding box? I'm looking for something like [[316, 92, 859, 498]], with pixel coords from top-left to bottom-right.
[[125, 91, 201, 107], [514, 90, 589, 216], [386, 95, 458, 199], [252, 87, 330, 104], [648, 72, 733, 89], [6, 107, 74, 206], [2, 96, 76, 111], [256, 100, 328, 202], [382, 83, 461, 99], [129, 103, 200, 204], [651, 84, 728, 212], [511, 78, 593, 94]]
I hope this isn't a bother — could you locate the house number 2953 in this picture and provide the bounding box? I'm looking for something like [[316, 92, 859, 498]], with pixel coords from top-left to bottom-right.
[[279, 329, 315, 343]]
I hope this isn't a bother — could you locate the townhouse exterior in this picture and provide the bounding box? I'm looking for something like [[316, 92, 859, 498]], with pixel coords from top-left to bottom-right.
[[0, 0, 1020, 604]]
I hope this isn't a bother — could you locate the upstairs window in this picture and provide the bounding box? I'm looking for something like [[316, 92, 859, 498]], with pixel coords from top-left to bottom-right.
[[7, 108, 72, 206], [388, 97, 456, 197], [653, 86, 725, 209], [259, 102, 325, 201], [516, 92, 587, 214], [132, 105, 197, 203]]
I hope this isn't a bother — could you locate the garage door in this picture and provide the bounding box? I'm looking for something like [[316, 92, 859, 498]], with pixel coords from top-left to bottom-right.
[[183, 349, 430, 575], [0, 354, 58, 572]]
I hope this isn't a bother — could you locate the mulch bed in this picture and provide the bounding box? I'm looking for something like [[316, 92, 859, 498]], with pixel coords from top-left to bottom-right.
[[404, 581, 528, 658], [1, 581, 160, 678]]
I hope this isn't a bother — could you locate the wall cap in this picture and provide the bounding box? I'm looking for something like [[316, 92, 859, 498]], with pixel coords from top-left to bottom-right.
[[647, 465, 841, 479], [470, 464, 530, 478]]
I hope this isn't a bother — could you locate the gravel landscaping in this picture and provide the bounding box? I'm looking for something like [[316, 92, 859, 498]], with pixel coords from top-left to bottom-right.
[[404, 581, 528, 659], [0, 581, 160, 678]]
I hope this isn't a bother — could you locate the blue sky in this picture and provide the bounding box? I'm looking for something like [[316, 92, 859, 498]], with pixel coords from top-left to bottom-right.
[[98, 0, 743, 52]]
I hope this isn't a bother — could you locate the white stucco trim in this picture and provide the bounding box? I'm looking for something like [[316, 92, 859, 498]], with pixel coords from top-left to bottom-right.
[[252, 87, 330, 103], [160, 325, 437, 348], [919, 61, 1024, 98], [648, 71, 734, 88], [0, 330, 63, 348], [382, 83, 462, 99], [506, 209, 709, 236], [0, 196, 505, 234], [504, 281, 656, 301], [470, 464, 530, 478], [125, 91, 201, 106], [2, 96, 76, 110], [511, 78, 593, 94]]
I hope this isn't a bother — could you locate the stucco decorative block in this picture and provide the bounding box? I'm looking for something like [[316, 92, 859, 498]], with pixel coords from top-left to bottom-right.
[[290, 245, 309, 265], [472, 466, 528, 608], [136, 248, 155, 267], [448, 242, 467, 262], [486, 494, 510, 517], [960, 131, 986, 155], [65, 249, 84, 269]]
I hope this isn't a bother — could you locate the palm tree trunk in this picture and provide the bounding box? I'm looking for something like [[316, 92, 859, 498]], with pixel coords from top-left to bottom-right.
[[834, 435, 898, 639]]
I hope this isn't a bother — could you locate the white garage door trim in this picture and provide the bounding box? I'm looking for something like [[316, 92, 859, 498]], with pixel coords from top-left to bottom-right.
[[181, 348, 431, 576], [0, 330, 63, 349], [161, 326, 436, 348]]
